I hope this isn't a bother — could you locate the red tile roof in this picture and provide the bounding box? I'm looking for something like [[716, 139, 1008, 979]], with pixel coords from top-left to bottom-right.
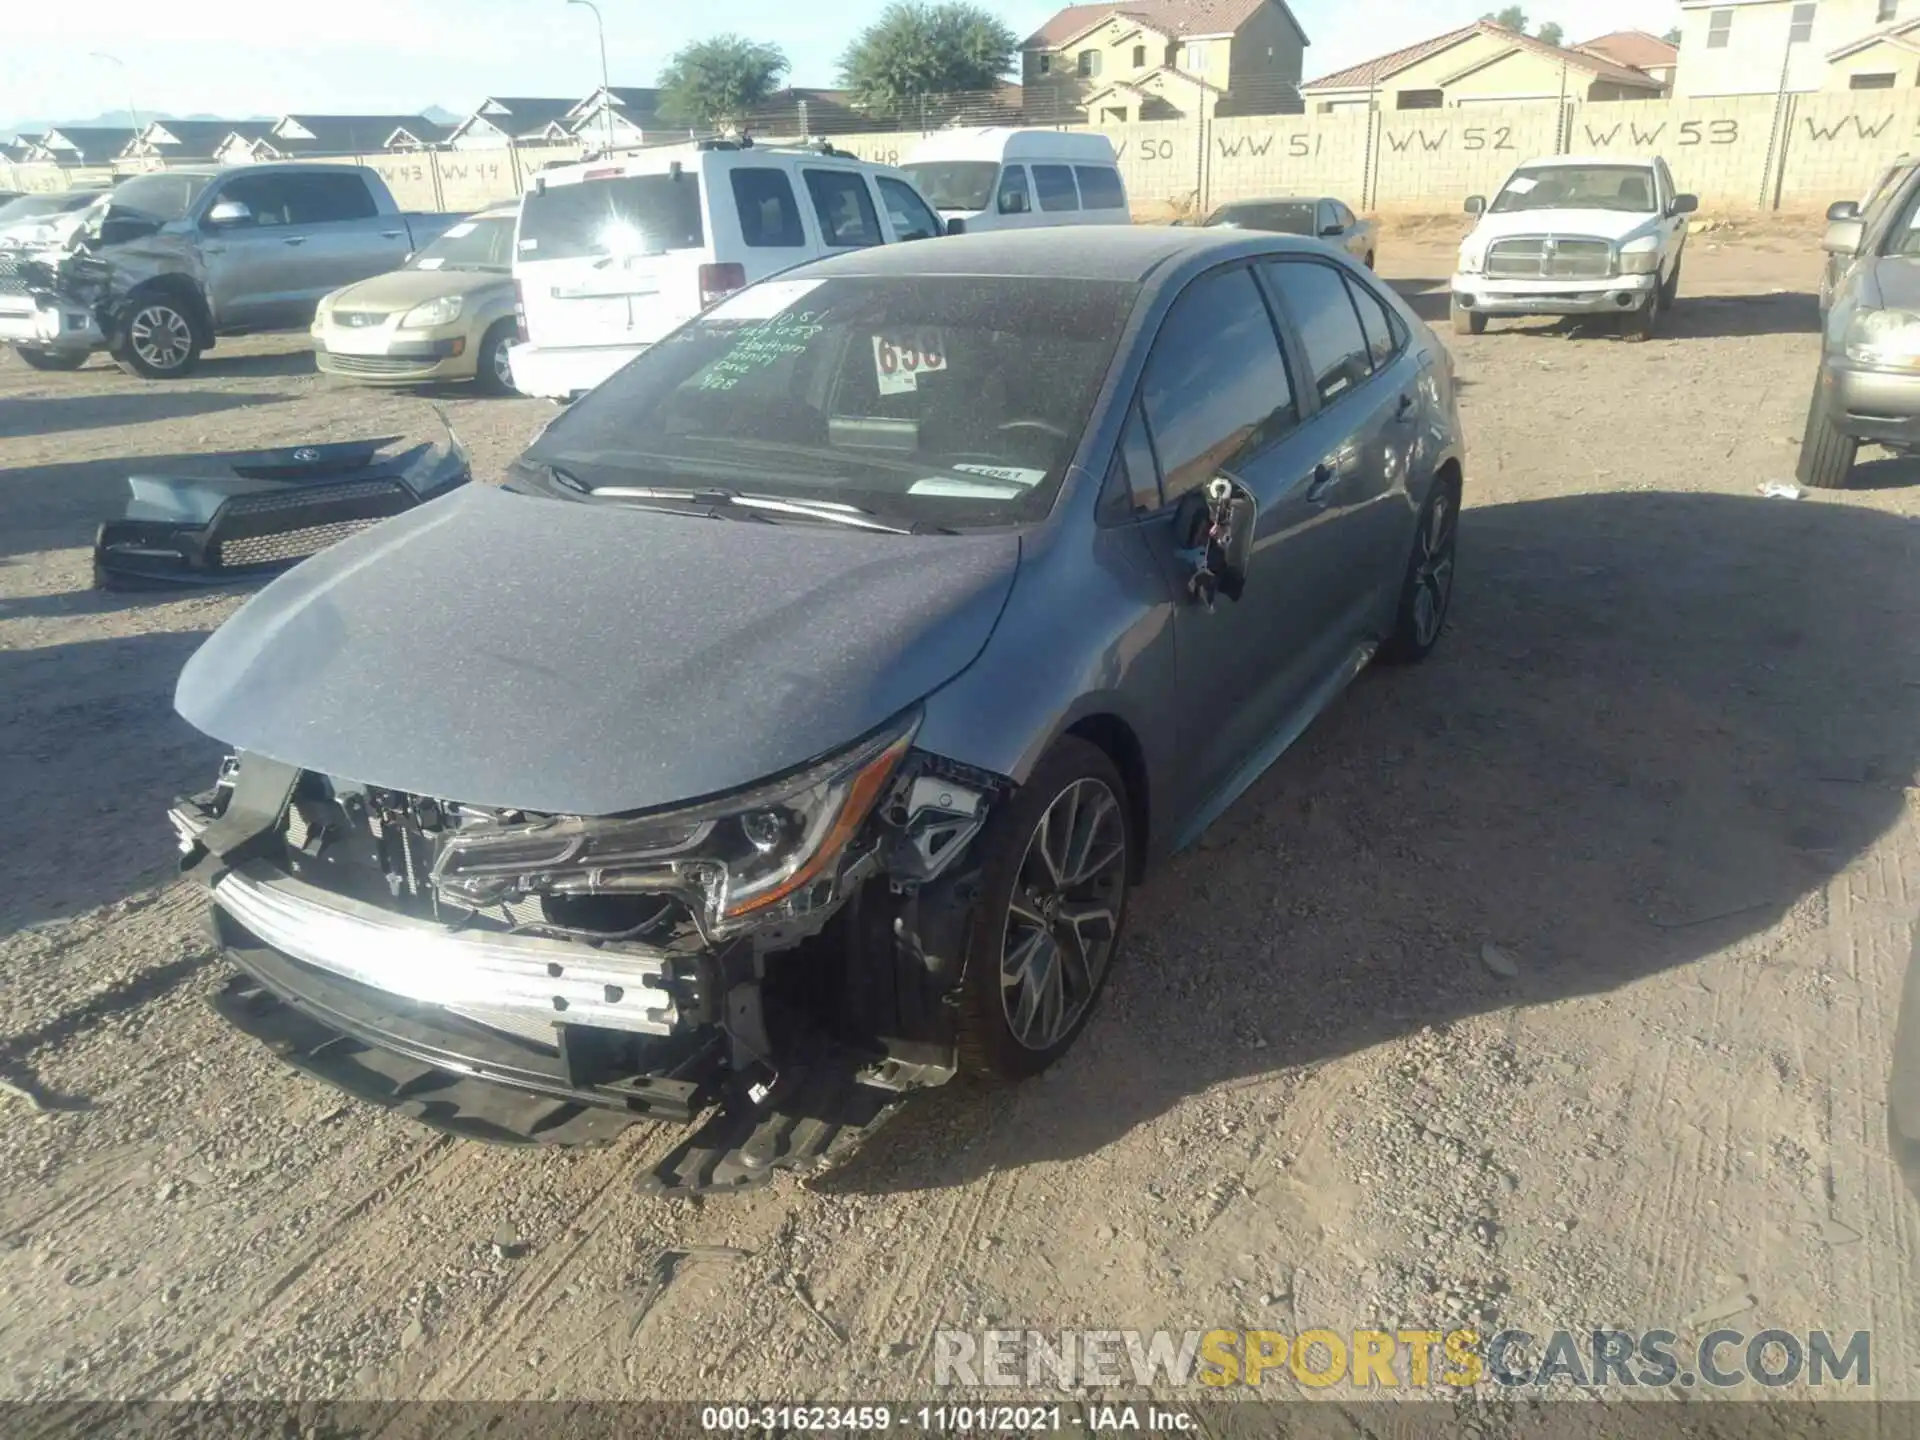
[[1576, 29, 1680, 71], [1305, 20, 1662, 91], [1025, 0, 1297, 49]]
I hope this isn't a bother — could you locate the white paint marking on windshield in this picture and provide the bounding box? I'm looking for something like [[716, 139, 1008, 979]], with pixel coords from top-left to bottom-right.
[[706, 279, 826, 321], [951, 463, 1046, 487]]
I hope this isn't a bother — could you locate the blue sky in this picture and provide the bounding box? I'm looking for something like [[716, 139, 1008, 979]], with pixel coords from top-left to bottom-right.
[[5, 0, 1682, 130]]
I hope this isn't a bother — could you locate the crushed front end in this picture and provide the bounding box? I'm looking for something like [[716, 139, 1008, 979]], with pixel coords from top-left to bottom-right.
[[94, 425, 469, 589], [0, 247, 109, 356], [175, 713, 1006, 1193]]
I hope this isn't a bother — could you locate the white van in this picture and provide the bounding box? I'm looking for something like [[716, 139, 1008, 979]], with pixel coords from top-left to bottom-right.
[[508, 140, 946, 402], [900, 129, 1130, 235]]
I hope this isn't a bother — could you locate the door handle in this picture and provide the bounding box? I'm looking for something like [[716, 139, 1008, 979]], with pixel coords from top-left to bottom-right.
[[1392, 393, 1416, 423], [282, 236, 307, 246], [1305, 462, 1338, 503], [381, 229, 404, 239]]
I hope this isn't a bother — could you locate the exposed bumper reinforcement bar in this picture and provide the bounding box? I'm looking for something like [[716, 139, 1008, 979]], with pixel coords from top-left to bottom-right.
[[212, 868, 680, 1036]]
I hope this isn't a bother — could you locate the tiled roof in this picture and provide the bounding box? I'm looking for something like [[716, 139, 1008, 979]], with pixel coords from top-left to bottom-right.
[[1306, 21, 1663, 91], [273, 116, 443, 154], [1575, 29, 1679, 70], [1025, 0, 1301, 49], [41, 126, 137, 162]]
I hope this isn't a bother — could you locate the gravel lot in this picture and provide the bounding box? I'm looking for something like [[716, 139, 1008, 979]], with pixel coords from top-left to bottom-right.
[[2, 225, 1917, 1404]]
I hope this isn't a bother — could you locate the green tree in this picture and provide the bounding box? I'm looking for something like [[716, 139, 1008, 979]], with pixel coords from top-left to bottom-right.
[[1535, 20, 1565, 45], [1663, 26, 1682, 43], [1482, 5, 1529, 30], [839, 1, 1019, 116], [658, 34, 789, 131]]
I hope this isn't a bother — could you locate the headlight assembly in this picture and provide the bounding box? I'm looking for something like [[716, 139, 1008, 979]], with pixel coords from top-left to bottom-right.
[[1616, 239, 1661, 275], [1457, 245, 1485, 275], [401, 294, 464, 328], [431, 710, 920, 933], [1845, 307, 1920, 370]]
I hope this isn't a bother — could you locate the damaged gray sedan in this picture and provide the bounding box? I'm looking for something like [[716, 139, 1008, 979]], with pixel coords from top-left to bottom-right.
[[170, 227, 1466, 1192]]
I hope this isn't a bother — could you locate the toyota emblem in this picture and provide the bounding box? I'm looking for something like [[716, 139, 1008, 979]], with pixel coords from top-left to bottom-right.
[[292, 447, 319, 462]]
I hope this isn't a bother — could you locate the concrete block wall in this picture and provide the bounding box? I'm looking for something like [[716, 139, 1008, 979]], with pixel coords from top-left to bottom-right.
[[8, 91, 1920, 218]]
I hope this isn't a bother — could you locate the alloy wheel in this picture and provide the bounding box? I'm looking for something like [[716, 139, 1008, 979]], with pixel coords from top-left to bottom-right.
[[491, 335, 514, 390], [1412, 489, 1457, 648], [129, 305, 193, 372], [999, 778, 1128, 1052]]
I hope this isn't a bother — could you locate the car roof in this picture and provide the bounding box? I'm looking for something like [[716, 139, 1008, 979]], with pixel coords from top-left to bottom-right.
[[1519, 154, 1655, 169], [1214, 196, 1326, 206], [795, 226, 1331, 284]]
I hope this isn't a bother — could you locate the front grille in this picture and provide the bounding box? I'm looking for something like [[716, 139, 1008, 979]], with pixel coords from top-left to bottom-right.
[[1486, 237, 1613, 280], [0, 255, 27, 296], [332, 310, 390, 329], [323, 353, 440, 377], [216, 516, 386, 567], [221, 479, 403, 518]]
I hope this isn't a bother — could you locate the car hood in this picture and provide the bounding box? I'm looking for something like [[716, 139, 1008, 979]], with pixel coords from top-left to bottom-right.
[[324, 267, 511, 312], [1869, 255, 1920, 311], [175, 484, 1022, 816], [1469, 208, 1661, 244]]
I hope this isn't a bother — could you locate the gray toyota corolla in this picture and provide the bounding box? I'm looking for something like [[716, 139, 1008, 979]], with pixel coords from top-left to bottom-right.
[[171, 227, 1466, 1192]]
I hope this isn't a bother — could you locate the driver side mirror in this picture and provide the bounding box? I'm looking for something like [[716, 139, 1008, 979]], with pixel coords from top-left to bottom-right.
[[1824, 216, 1866, 257], [1320, 222, 1344, 237], [1670, 193, 1699, 216], [205, 198, 252, 228], [1828, 199, 1862, 223], [1173, 475, 1258, 608], [1464, 195, 1487, 216], [945, 216, 967, 236]]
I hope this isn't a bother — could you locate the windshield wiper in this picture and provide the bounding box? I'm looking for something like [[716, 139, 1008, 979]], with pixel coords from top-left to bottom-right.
[[589, 484, 908, 533]]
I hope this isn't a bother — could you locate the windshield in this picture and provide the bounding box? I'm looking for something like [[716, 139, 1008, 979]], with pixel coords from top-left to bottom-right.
[[517, 173, 703, 262], [106, 172, 212, 223], [1206, 201, 1316, 234], [514, 273, 1138, 528], [410, 215, 514, 271], [901, 162, 1001, 213], [1491, 165, 1657, 214], [0, 191, 101, 225]]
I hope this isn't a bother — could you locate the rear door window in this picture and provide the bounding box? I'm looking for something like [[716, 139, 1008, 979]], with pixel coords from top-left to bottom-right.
[[212, 172, 296, 227], [518, 173, 705, 261], [284, 172, 378, 223], [1033, 164, 1080, 213], [730, 167, 805, 248], [804, 169, 884, 247], [1341, 273, 1404, 369], [1261, 259, 1374, 407], [1074, 165, 1126, 210], [877, 176, 942, 241], [1141, 266, 1298, 501]]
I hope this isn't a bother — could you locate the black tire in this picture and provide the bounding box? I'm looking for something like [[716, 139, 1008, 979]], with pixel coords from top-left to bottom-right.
[[1620, 297, 1657, 343], [1658, 256, 1682, 312], [111, 294, 203, 379], [1450, 299, 1486, 336], [953, 738, 1133, 1081], [1797, 383, 1858, 490], [475, 318, 518, 395], [12, 346, 86, 372], [1378, 476, 1460, 666]]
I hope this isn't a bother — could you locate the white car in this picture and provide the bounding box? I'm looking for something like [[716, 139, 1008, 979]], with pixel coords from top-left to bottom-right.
[[1450, 155, 1697, 341], [508, 140, 947, 402]]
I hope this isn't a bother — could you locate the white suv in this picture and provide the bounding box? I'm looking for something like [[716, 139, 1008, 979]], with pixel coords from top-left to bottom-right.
[[508, 140, 947, 401], [1450, 155, 1697, 341]]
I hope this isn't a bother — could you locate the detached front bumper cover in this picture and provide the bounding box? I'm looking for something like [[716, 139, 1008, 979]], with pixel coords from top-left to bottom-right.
[[93, 421, 470, 590]]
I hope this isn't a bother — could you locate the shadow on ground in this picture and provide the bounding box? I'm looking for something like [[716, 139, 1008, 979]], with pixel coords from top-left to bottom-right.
[[818, 488, 1920, 1193], [0, 390, 291, 442], [0, 630, 221, 933]]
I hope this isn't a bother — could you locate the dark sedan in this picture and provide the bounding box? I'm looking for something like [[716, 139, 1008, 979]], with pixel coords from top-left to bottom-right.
[[169, 227, 1467, 1192]]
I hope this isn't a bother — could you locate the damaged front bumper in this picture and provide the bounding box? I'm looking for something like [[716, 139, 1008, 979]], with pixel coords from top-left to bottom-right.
[[176, 733, 1004, 1193], [0, 247, 108, 355], [94, 424, 469, 589]]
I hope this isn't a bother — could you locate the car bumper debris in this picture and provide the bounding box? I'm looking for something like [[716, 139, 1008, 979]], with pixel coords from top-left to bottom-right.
[[176, 738, 1008, 1194], [93, 424, 470, 589]]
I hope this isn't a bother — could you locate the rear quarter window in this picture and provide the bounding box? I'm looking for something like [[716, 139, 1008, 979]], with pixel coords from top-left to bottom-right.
[[730, 167, 805, 248], [804, 169, 884, 247], [1074, 165, 1126, 210], [518, 173, 705, 261]]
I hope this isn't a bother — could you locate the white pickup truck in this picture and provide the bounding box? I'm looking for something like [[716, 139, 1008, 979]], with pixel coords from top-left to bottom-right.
[[1449, 155, 1697, 341]]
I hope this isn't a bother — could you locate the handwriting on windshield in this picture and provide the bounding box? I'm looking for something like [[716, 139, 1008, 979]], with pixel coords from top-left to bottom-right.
[[694, 311, 825, 391]]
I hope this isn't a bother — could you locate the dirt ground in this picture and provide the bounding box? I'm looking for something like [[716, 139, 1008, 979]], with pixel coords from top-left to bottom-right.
[[2, 234, 1917, 1408]]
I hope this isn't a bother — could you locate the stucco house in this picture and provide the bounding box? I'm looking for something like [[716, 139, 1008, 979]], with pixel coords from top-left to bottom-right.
[[1577, 30, 1682, 88], [1022, 0, 1310, 118], [565, 87, 667, 147], [124, 119, 274, 163], [446, 97, 577, 149], [35, 127, 137, 165], [1672, 0, 1920, 94], [1301, 21, 1667, 110]]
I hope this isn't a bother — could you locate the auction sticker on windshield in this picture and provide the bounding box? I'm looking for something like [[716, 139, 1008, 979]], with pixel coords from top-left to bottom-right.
[[873, 332, 947, 394]]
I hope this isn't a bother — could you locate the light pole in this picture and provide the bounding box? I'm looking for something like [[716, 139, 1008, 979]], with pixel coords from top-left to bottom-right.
[[567, 0, 616, 154], [89, 51, 141, 150]]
